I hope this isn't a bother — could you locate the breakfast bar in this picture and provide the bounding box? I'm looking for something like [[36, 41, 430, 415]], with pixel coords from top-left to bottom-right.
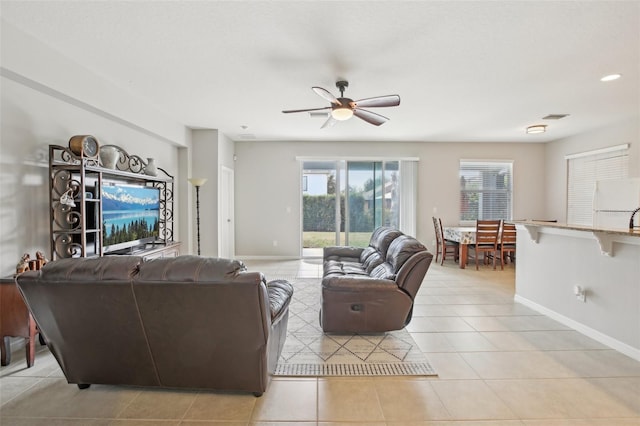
[[513, 220, 640, 361]]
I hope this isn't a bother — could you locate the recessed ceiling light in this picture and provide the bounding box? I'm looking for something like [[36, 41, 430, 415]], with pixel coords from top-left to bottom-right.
[[526, 125, 547, 134], [600, 74, 622, 82]]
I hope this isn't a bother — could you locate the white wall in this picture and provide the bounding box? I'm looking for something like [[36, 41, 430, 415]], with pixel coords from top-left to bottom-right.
[[0, 23, 190, 276], [234, 140, 546, 258], [544, 117, 640, 222]]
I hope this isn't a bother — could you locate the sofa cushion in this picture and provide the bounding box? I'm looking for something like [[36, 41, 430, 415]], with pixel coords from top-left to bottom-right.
[[363, 252, 384, 273], [369, 262, 396, 280], [342, 262, 368, 275], [359, 246, 377, 263], [323, 262, 345, 275], [323, 260, 368, 277], [386, 235, 428, 273]]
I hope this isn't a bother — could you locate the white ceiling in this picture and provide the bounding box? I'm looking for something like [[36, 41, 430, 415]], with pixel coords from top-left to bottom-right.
[[1, 1, 638, 143]]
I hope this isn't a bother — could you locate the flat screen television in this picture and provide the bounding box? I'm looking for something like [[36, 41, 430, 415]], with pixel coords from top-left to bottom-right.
[[101, 183, 161, 254]]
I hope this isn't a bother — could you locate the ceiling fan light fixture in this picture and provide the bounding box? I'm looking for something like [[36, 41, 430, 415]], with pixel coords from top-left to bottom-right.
[[331, 106, 353, 121], [526, 124, 547, 134]]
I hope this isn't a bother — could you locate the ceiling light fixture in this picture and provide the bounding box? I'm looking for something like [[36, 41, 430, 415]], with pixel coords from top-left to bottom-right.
[[526, 124, 547, 134], [331, 105, 354, 121], [600, 74, 622, 82]]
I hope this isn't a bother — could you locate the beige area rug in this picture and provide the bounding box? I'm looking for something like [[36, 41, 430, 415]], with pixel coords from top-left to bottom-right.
[[274, 278, 437, 377]]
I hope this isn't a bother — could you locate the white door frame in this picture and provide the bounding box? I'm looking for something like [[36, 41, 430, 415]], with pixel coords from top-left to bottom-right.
[[218, 166, 235, 258]]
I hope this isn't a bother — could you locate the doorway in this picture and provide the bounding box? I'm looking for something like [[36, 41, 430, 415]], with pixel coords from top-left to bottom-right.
[[301, 160, 400, 257]]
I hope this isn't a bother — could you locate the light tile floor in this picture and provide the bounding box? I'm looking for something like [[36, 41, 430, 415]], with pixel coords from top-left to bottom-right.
[[1, 259, 639, 425]]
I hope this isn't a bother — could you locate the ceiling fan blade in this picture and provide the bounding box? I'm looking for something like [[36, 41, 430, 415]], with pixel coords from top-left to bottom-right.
[[353, 95, 401, 108], [353, 108, 390, 126], [282, 106, 331, 114], [321, 116, 337, 129], [312, 87, 341, 105]]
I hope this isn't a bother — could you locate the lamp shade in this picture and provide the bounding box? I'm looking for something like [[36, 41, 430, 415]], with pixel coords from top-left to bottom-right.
[[188, 178, 207, 187]]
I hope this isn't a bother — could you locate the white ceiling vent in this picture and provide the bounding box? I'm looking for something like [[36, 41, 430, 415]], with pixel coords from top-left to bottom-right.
[[238, 133, 256, 139], [543, 114, 570, 120], [309, 111, 330, 118]]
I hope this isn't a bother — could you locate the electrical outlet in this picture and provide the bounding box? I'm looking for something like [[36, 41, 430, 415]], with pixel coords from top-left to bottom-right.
[[573, 285, 586, 302]]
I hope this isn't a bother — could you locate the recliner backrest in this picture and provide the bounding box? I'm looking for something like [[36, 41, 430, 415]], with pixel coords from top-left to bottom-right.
[[386, 235, 432, 298], [132, 255, 271, 390], [16, 256, 160, 387], [368, 226, 403, 257], [386, 235, 427, 273], [135, 255, 253, 283]]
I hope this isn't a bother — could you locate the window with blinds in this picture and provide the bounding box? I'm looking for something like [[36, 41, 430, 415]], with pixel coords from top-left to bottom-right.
[[566, 144, 629, 225], [459, 161, 513, 224]]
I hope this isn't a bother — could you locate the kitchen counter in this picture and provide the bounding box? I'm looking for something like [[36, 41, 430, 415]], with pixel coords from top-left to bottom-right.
[[514, 220, 640, 256], [513, 220, 640, 361]]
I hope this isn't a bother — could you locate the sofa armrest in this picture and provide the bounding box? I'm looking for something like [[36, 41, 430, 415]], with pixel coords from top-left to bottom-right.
[[322, 276, 398, 291], [266, 280, 294, 322], [323, 246, 364, 260]]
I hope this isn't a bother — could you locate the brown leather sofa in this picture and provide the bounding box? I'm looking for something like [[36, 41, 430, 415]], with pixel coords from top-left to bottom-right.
[[321, 227, 432, 333], [16, 255, 293, 396]]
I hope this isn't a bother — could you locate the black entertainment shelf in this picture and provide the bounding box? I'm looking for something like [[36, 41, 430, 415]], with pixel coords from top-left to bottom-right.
[[49, 143, 177, 260]]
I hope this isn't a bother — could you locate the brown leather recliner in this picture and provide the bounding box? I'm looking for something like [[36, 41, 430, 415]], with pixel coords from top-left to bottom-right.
[[16, 255, 293, 396], [321, 227, 433, 333]]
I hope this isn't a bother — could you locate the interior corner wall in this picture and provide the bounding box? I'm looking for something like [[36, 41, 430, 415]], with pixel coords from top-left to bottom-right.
[[190, 129, 220, 257], [234, 140, 546, 258], [543, 116, 640, 222]]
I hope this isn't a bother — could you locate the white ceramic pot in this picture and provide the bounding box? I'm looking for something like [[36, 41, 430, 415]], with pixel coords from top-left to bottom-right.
[[99, 146, 119, 169], [145, 158, 158, 176]]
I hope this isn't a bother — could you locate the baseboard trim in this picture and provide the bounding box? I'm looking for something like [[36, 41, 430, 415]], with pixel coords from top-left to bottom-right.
[[514, 294, 640, 362]]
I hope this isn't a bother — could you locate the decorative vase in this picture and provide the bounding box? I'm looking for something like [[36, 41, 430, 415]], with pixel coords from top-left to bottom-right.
[[145, 158, 158, 176], [99, 146, 119, 169]]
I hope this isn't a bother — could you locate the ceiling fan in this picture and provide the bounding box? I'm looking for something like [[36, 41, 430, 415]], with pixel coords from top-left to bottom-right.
[[282, 81, 400, 128]]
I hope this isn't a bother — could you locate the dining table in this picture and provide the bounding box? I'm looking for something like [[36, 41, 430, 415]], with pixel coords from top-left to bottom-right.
[[442, 226, 477, 269]]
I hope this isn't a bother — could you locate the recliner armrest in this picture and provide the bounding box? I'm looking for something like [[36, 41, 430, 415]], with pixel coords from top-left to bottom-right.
[[266, 280, 294, 322], [323, 246, 364, 260]]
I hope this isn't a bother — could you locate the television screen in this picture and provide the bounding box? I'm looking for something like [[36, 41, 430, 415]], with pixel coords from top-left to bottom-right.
[[102, 183, 160, 253]]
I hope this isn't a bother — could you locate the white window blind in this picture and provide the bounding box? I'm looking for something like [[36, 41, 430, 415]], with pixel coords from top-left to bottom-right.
[[566, 145, 629, 225], [459, 161, 513, 223]]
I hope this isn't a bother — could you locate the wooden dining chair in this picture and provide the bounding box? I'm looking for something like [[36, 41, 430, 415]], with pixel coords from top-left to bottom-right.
[[497, 222, 517, 270], [432, 217, 459, 265], [469, 219, 501, 270]]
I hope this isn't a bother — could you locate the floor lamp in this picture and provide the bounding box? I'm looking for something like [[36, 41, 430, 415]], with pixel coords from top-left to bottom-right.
[[188, 178, 207, 255]]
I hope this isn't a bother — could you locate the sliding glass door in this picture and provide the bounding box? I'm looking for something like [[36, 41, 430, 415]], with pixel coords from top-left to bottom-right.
[[302, 160, 401, 256]]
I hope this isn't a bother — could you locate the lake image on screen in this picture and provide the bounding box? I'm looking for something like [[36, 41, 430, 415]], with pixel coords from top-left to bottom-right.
[[102, 185, 160, 245]]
